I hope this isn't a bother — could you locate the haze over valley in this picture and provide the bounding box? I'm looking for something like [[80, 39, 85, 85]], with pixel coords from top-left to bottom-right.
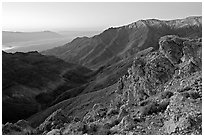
[[2, 30, 100, 52]]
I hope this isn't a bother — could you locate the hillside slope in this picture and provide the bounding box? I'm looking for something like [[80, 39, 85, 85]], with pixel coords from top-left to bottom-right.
[[42, 16, 202, 69], [2, 51, 92, 123]]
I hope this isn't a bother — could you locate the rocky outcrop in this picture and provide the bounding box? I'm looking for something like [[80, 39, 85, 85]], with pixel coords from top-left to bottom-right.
[[159, 35, 202, 77], [36, 109, 70, 134], [3, 34, 201, 135], [2, 120, 33, 135], [163, 93, 202, 135]]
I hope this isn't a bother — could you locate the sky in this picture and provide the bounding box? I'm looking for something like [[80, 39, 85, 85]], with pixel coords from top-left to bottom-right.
[[2, 2, 202, 32]]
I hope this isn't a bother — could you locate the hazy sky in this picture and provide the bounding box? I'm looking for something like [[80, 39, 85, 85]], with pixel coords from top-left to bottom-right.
[[2, 2, 202, 32]]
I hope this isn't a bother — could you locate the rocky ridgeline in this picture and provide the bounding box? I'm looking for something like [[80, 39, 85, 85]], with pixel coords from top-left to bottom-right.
[[3, 35, 202, 135]]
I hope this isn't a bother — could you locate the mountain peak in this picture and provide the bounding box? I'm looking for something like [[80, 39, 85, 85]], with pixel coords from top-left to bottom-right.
[[42, 16, 202, 69]]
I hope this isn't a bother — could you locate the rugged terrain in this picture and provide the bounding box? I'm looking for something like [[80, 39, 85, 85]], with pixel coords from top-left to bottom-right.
[[42, 16, 201, 69], [2, 16, 202, 135]]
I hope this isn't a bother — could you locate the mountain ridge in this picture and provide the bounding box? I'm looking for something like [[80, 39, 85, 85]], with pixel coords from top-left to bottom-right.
[[2, 31, 62, 44], [42, 16, 202, 69]]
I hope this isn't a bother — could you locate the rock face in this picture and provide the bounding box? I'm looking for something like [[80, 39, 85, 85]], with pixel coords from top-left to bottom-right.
[[144, 53, 175, 94], [159, 35, 186, 64], [159, 35, 202, 66], [159, 35, 202, 77]]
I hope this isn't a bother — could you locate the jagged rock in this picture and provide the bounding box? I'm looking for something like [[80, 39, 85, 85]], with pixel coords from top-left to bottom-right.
[[37, 109, 68, 133], [159, 35, 185, 65], [144, 53, 175, 95], [2, 120, 33, 135], [159, 35, 201, 78], [182, 39, 202, 65], [139, 99, 169, 117], [163, 93, 202, 134], [46, 129, 61, 135], [16, 120, 29, 128], [83, 104, 108, 124], [62, 121, 86, 135], [127, 51, 176, 99], [110, 115, 135, 134], [2, 122, 22, 135], [178, 59, 200, 77]]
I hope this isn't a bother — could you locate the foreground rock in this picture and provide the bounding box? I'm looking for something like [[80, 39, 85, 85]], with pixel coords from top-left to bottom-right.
[[2, 120, 33, 135]]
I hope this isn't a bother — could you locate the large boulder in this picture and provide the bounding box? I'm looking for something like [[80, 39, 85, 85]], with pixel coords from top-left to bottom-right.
[[159, 35, 202, 75], [159, 35, 185, 65]]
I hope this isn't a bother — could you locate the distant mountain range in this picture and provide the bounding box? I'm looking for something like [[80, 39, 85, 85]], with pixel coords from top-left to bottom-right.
[[2, 31, 62, 44], [2, 30, 102, 53], [42, 16, 202, 69]]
